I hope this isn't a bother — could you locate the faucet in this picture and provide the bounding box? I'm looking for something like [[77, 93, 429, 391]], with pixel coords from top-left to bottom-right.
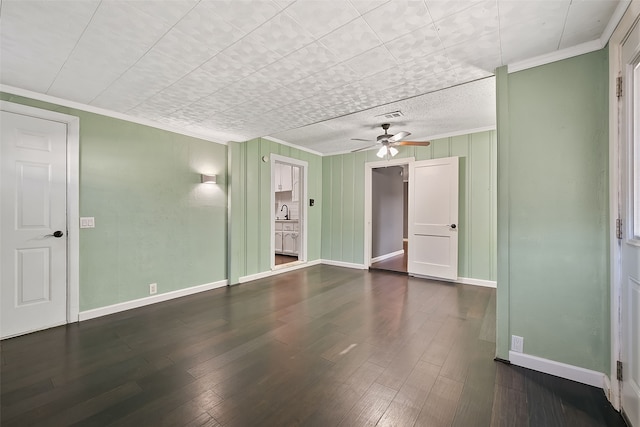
[[280, 204, 289, 220]]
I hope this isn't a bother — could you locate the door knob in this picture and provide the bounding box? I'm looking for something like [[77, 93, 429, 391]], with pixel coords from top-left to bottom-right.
[[450, 224, 457, 229], [46, 230, 64, 238]]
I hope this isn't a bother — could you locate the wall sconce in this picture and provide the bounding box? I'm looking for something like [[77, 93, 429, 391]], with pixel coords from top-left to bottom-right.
[[201, 174, 217, 184]]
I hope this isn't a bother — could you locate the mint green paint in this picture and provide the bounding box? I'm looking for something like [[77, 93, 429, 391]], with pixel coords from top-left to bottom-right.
[[496, 50, 610, 372], [495, 65, 511, 360], [321, 130, 497, 280], [1, 93, 228, 311], [228, 138, 322, 284]]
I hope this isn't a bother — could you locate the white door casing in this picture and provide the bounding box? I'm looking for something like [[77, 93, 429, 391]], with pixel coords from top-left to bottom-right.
[[408, 157, 459, 281], [270, 154, 308, 270], [0, 102, 79, 339], [620, 18, 640, 427]]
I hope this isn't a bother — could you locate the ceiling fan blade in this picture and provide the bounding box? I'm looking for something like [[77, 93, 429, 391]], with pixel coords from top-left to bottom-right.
[[388, 131, 410, 142], [395, 140, 431, 146], [351, 144, 378, 152], [350, 138, 372, 142]]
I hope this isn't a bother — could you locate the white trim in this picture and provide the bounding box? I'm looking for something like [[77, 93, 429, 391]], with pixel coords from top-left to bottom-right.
[[508, 40, 603, 74], [364, 157, 415, 269], [262, 136, 323, 156], [509, 351, 605, 389], [325, 126, 497, 157], [604, 375, 612, 402], [320, 259, 367, 269], [239, 259, 322, 283], [371, 249, 404, 263], [0, 101, 80, 324], [270, 154, 309, 270], [78, 280, 228, 321], [607, 0, 640, 410], [601, 1, 633, 47], [0, 85, 229, 145], [456, 277, 497, 288]]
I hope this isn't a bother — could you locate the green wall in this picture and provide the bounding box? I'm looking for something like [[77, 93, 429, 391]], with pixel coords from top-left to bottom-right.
[[1, 93, 228, 311], [321, 130, 497, 281], [495, 49, 610, 372], [228, 138, 323, 284]]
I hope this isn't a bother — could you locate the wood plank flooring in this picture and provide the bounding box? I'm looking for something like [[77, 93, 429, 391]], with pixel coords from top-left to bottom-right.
[[1, 265, 626, 426], [370, 241, 407, 273]]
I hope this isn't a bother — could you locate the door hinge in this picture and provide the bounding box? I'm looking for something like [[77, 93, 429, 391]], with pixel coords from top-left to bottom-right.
[[617, 360, 623, 381], [616, 76, 623, 98], [616, 218, 623, 239]]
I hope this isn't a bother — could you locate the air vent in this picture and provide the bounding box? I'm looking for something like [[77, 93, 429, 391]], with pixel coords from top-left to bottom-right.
[[376, 110, 403, 119]]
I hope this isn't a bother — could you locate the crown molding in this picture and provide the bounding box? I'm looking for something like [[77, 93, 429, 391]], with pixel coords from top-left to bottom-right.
[[261, 136, 324, 156], [0, 85, 230, 145]]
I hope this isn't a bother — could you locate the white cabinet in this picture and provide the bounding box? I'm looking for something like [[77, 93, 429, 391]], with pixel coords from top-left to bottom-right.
[[275, 163, 292, 192], [283, 232, 295, 253], [275, 232, 283, 252], [275, 221, 299, 256]]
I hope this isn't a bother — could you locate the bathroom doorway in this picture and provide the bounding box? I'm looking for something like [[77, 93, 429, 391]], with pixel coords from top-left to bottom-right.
[[271, 155, 307, 269]]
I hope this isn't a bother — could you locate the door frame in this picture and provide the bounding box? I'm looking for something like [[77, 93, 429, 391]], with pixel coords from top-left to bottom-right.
[[608, 3, 640, 410], [270, 154, 308, 270], [364, 156, 415, 268], [0, 101, 80, 326]]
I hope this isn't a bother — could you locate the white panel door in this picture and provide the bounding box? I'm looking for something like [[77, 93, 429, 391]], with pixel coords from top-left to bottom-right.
[[1, 111, 68, 338], [408, 157, 459, 280], [620, 21, 640, 427]]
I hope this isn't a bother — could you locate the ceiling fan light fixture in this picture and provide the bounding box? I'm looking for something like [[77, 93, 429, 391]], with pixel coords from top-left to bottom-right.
[[377, 146, 388, 158], [389, 146, 399, 157]]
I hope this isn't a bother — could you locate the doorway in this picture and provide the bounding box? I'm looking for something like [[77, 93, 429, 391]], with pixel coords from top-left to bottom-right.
[[364, 156, 460, 281], [271, 155, 307, 270], [0, 101, 80, 339], [369, 165, 408, 274]]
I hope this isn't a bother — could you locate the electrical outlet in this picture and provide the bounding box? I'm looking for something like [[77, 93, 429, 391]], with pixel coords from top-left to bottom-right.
[[149, 283, 157, 295], [511, 335, 524, 353]]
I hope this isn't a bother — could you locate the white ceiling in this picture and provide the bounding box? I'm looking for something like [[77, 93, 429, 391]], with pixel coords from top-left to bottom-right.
[[0, 0, 628, 154]]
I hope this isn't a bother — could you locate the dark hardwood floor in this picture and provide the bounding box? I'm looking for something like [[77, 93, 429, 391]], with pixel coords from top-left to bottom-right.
[[275, 254, 298, 265], [1, 265, 625, 426], [370, 240, 408, 274]]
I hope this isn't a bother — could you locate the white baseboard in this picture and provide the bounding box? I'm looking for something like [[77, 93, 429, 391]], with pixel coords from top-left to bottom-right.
[[371, 249, 404, 264], [78, 280, 228, 321], [509, 351, 605, 388], [320, 259, 367, 269], [456, 277, 497, 288], [238, 259, 321, 283]]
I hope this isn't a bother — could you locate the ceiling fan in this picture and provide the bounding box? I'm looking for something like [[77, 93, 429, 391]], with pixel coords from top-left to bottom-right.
[[351, 123, 431, 159]]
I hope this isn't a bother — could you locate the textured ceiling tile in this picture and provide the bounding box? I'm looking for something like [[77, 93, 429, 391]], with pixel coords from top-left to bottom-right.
[[128, 0, 197, 26], [560, 0, 619, 49], [319, 17, 382, 62], [349, 0, 390, 15], [174, 3, 247, 50], [344, 45, 398, 77], [246, 11, 316, 56], [216, 37, 283, 71], [445, 31, 502, 72], [0, 0, 99, 92], [384, 23, 443, 63], [425, 0, 481, 22], [498, 0, 569, 34], [285, 64, 361, 100], [434, 1, 499, 48], [47, 0, 177, 102], [284, 0, 361, 38], [151, 27, 220, 68], [362, 1, 432, 42], [212, 0, 281, 32]]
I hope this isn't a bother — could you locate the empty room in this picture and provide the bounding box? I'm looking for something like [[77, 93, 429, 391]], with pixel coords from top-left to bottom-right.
[[1, 1, 639, 426]]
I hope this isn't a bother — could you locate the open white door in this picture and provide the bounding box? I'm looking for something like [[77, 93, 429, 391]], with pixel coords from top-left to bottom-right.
[[408, 157, 459, 281], [1, 111, 68, 338], [620, 20, 640, 427]]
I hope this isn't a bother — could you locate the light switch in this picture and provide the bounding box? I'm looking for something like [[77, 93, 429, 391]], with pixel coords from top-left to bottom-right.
[[80, 217, 95, 228]]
